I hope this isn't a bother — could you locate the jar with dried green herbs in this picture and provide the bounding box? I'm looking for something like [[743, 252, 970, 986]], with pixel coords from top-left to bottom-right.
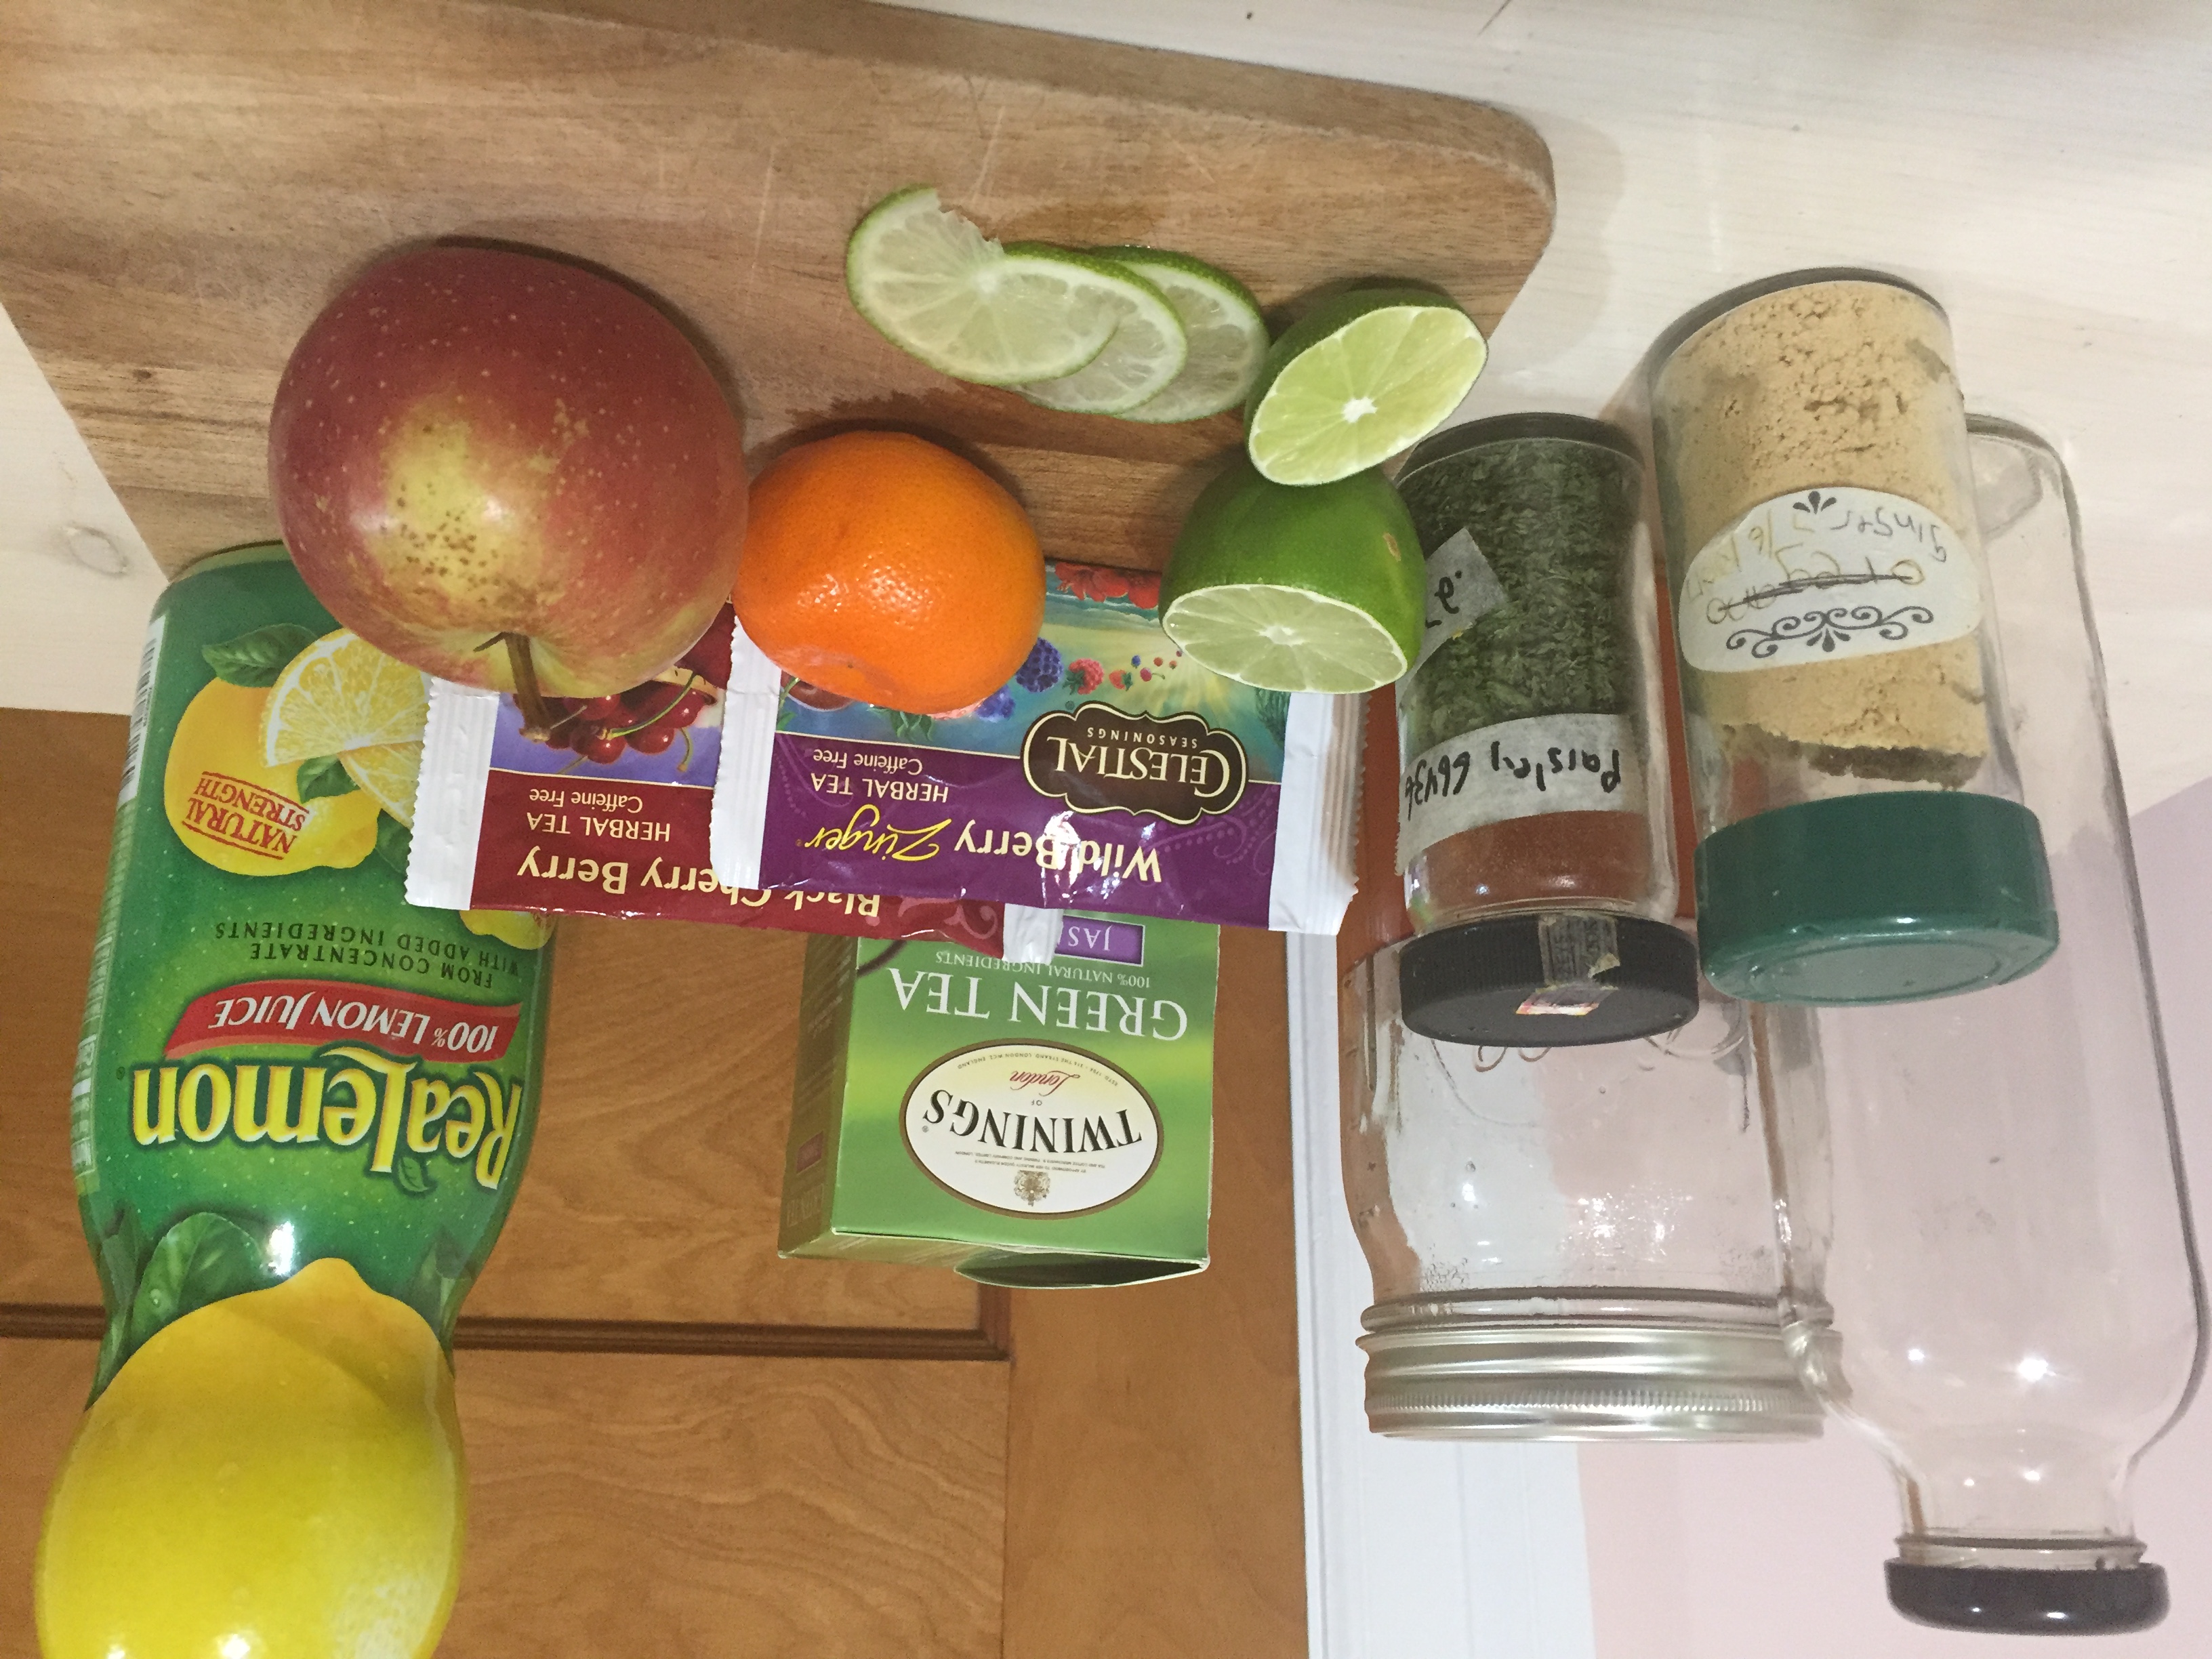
[[1649, 270, 2057, 1006], [1391, 414, 1695, 1048]]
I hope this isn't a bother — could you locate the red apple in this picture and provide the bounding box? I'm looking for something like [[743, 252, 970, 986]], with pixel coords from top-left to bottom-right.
[[268, 245, 746, 715]]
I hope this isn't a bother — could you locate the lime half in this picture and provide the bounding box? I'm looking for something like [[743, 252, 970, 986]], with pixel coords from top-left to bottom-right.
[[1160, 457, 1425, 693], [846, 187, 1130, 385], [1015, 250, 1187, 414], [1245, 287, 1486, 485], [1092, 248, 1269, 424], [1164, 585, 1411, 693]]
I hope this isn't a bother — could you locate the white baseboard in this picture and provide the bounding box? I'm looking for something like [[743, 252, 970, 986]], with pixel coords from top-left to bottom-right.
[[1285, 931, 1599, 1659]]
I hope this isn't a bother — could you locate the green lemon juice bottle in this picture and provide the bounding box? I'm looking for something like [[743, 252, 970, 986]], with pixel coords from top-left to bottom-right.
[[37, 544, 554, 1659]]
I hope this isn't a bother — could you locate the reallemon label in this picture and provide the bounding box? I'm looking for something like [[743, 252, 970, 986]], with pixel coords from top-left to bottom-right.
[[902, 1042, 1162, 1216]]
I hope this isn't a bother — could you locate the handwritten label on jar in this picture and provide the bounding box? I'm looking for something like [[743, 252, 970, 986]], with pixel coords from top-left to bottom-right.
[[1677, 487, 1981, 673], [1397, 712, 1645, 871], [1413, 527, 1509, 672]]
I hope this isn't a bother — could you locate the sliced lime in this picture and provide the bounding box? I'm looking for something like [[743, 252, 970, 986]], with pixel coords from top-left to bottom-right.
[[1092, 249, 1269, 424], [846, 188, 1128, 385], [1013, 250, 1187, 414], [1160, 456, 1425, 694], [1163, 584, 1410, 693], [1245, 287, 1487, 485]]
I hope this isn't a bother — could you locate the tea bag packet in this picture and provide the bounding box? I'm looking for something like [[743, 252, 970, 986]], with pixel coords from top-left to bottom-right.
[[714, 563, 1359, 933], [780, 910, 1218, 1286], [410, 606, 1058, 960]]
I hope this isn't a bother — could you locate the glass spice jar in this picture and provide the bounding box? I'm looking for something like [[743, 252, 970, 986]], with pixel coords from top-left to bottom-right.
[[1648, 271, 2060, 1005], [1338, 684, 1414, 981], [1757, 418, 2203, 1633], [1393, 413, 1695, 1046], [1343, 937, 1820, 1439]]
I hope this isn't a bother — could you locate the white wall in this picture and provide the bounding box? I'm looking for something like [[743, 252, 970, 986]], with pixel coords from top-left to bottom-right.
[[0, 308, 163, 714]]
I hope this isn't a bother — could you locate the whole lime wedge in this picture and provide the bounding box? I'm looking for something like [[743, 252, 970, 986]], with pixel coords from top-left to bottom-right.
[[1245, 286, 1486, 486], [1160, 456, 1425, 693]]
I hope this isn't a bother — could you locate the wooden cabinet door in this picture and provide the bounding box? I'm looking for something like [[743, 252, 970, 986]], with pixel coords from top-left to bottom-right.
[[0, 710, 1305, 1658]]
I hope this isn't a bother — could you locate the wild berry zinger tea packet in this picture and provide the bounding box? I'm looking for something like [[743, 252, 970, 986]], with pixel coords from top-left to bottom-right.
[[714, 563, 1358, 932], [410, 607, 1059, 960]]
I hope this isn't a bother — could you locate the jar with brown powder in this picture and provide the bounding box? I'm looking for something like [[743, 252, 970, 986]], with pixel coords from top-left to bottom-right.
[[1649, 271, 2058, 1005]]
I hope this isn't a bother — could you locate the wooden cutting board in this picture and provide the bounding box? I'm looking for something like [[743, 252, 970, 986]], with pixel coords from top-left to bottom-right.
[[0, 0, 1553, 575]]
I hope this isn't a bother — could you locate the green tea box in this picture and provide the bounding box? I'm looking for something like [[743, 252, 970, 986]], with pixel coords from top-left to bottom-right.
[[779, 912, 1218, 1286]]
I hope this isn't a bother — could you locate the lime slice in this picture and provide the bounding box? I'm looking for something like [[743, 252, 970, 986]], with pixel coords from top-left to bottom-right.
[[1160, 456, 1425, 693], [1092, 248, 1269, 424], [1245, 287, 1487, 486], [846, 187, 1132, 386], [1015, 251, 1187, 415]]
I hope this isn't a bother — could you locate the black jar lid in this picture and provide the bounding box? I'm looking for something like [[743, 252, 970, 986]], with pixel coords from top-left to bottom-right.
[[1397, 411, 1641, 486], [1397, 912, 1700, 1048], [1886, 1561, 2168, 1635]]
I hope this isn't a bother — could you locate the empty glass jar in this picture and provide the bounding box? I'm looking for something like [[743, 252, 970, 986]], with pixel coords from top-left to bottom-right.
[[1760, 418, 2205, 1632], [1343, 938, 1818, 1438], [1649, 272, 2060, 1005]]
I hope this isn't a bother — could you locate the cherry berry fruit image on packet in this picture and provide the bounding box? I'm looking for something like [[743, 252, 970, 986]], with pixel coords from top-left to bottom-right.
[[409, 606, 1059, 960], [713, 563, 1359, 932]]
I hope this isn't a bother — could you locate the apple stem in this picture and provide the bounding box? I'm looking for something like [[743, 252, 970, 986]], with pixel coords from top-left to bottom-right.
[[499, 634, 558, 739]]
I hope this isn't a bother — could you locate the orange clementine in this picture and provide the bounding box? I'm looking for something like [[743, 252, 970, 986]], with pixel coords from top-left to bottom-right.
[[733, 431, 1046, 715]]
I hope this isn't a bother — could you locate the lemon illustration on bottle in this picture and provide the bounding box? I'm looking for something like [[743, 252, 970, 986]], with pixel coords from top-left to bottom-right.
[[37, 1258, 465, 1659], [164, 676, 382, 875], [163, 617, 435, 876]]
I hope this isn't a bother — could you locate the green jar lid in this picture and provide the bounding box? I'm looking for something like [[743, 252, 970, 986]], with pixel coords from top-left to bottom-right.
[[1695, 792, 2059, 1006]]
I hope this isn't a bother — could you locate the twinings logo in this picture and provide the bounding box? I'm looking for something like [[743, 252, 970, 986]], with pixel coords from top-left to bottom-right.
[[1020, 704, 1247, 825], [903, 1042, 1161, 1217]]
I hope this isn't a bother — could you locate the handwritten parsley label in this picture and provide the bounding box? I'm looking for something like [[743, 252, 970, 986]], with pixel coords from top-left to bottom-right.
[[1677, 486, 1981, 674], [1397, 712, 1645, 871]]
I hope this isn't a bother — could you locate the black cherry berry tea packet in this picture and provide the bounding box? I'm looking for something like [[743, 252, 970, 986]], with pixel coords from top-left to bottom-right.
[[411, 607, 1058, 958]]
